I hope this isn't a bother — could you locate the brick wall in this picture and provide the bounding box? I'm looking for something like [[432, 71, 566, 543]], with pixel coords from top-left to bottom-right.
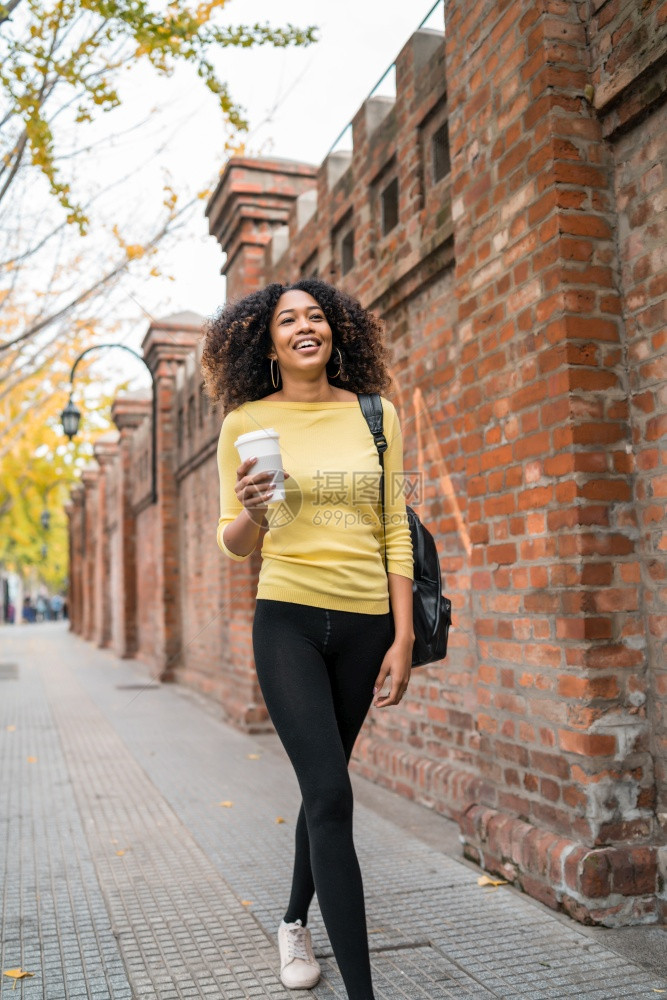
[[592, 0, 667, 841], [67, 0, 667, 925]]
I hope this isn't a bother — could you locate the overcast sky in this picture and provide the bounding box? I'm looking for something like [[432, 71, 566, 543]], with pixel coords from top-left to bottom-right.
[[81, 0, 444, 387]]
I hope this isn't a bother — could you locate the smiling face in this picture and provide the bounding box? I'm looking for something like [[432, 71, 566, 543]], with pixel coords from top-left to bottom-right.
[[268, 289, 334, 378]]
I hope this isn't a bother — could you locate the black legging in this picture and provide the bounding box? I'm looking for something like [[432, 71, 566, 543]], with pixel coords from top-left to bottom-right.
[[252, 598, 395, 1000]]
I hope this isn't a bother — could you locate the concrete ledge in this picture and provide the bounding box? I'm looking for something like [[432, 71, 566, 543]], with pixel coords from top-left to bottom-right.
[[325, 150, 352, 187], [460, 803, 666, 927]]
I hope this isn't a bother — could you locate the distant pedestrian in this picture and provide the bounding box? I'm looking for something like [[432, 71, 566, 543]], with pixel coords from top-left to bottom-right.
[[203, 279, 414, 1000], [50, 594, 64, 620], [22, 596, 36, 623]]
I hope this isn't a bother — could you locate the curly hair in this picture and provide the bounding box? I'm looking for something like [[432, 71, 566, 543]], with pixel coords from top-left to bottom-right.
[[200, 279, 392, 414]]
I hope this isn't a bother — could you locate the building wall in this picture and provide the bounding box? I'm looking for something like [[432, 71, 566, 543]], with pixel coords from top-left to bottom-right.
[[613, 99, 667, 828], [67, 0, 667, 925]]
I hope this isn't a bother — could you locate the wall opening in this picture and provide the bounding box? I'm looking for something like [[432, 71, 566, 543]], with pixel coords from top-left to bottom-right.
[[341, 230, 355, 275], [301, 251, 319, 279], [381, 177, 399, 235], [432, 122, 451, 182]]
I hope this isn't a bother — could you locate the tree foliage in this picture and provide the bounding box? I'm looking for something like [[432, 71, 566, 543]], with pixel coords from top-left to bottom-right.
[[0, 322, 131, 589], [0, 0, 316, 231], [0, 0, 316, 592]]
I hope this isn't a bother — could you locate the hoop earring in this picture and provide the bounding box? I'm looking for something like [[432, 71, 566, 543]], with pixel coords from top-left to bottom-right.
[[270, 358, 280, 388], [327, 345, 343, 379]]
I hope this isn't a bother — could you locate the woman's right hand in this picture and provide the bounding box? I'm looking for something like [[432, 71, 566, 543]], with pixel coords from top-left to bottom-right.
[[235, 457, 289, 521]]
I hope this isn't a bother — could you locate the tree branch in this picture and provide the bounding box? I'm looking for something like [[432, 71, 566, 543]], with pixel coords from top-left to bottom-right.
[[0, 195, 196, 356], [0, 0, 26, 27], [0, 128, 26, 201]]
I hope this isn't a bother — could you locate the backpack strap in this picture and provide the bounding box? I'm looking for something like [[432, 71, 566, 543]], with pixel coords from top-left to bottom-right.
[[357, 393, 387, 454], [357, 393, 387, 572]]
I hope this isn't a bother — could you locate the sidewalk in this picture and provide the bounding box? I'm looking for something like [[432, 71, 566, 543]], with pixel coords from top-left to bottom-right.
[[1, 622, 666, 1000]]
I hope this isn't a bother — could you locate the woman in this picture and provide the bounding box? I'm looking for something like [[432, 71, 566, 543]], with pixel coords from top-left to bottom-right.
[[201, 279, 414, 1000]]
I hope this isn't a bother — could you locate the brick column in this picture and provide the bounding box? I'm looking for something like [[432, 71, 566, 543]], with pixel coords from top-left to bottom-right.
[[66, 485, 85, 634], [110, 394, 151, 659], [444, 0, 659, 923], [141, 316, 202, 681], [206, 157, 317, 299], [91, 436, 118, 649], [79, 468, 99, 642]]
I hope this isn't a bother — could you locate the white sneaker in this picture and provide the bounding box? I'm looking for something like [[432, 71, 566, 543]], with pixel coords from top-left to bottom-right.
[[277, 918, 321, 989]]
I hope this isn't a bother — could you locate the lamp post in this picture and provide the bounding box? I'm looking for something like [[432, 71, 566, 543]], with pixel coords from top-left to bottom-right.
[[60, 344, 157, 504]]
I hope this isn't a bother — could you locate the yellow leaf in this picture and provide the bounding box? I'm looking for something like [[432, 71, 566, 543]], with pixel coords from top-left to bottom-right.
[[477, 875, 508, 887], [3, 969, 35, 984], [219, 800, 234, 808], [6, 725, 16, 731], [116, 849, 127, 856], [247, 754, 261, 760], [275, 816, 285, 824], [241, 900, 253, 906], [26, 756, 37, 763]]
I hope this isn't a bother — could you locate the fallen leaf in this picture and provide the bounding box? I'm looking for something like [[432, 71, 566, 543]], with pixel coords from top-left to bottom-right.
[[241, 900, 253, 906], [275, 817, 285, 824], [6, 725, 16, 732], [3, 969, 35, 989], [477, 875, 508, 888], [219, 800, 234, 808], [116, 849, 127, 856], [247, 754, 261, 760], [653, 990, 666, 994], [26, 756, 37, 763]]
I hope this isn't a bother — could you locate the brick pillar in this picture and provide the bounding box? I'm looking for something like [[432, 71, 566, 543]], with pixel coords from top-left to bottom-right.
[[206, 157, 317, 301], [444, 0, 659, 923], [203, 158, 317, 728], [110, 393, 151, 659], [141, 316, 202, 681], [585, 0, 667, 857], [91, 435, 118, 649], [79, 467, 99, 642], [66, 485, 85, 634]]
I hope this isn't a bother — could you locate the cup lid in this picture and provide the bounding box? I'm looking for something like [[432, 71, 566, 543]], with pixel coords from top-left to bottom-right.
[[234, 428, 280, 448]]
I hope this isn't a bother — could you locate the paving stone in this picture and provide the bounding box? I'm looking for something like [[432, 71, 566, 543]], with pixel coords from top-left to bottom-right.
[[2, 623, 667, 999], [0, 630, 132, 1000]]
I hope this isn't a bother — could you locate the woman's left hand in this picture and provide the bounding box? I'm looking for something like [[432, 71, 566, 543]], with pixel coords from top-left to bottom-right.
[[373, 639, 412, 708]]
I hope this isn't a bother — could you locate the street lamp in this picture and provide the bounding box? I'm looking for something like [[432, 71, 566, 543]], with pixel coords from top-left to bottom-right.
[[60, 343, 157, 504], [60, 398, 81, 439]]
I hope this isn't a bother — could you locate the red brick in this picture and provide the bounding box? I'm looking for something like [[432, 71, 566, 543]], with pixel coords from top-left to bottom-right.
[[559, 731, 616, 756]]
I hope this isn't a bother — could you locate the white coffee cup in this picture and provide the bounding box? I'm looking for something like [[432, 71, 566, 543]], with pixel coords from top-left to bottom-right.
[[234, 427, 286, 502]]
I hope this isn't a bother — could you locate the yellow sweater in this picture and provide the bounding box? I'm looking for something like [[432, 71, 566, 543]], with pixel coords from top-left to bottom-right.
[[216, 396, 413, 614]]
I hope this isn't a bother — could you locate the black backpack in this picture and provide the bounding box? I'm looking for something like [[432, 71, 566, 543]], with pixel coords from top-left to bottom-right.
[[358, 393, 452, 668]]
